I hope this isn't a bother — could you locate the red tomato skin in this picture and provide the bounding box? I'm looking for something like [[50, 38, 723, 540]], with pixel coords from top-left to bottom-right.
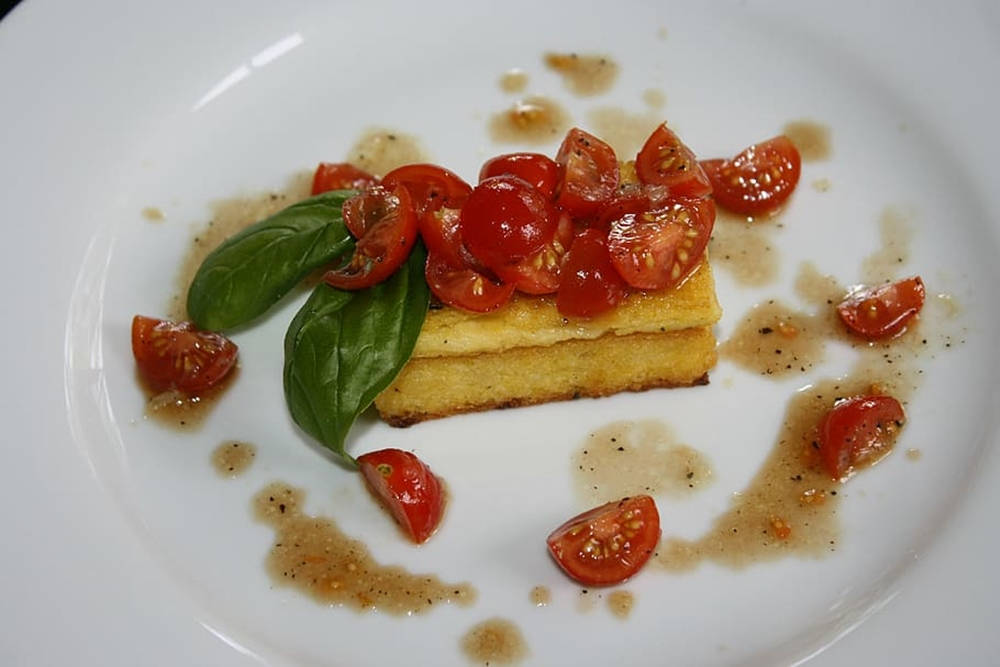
[[425, 251, 515, 313], [556, 228, 628, 317], [381, 163, 472, 214], [357, 448, 445, 544], [701, 136, 801, 216], [491, 210, 574, 295], [837, 277, 926, 340], [131, 315, 238, 394], [635, 124, 712, 198], [546, 495, 660, 586], [311, 162, 378, 195], [479, 153, 560, 199], [323, 184, 418, 290], [341, 184, 399, 239], [818, 395, 906, 480], [460, 175, 558, 270], [555, 128, 620, 217]]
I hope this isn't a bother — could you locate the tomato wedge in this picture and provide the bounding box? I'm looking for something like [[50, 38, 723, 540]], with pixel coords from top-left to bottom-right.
[[817, 395, 906, 480], [382, 163, 472, 214], [460, 175, 558, 270], [837, 277, 925, 340], [555, 128, 620, 217], [341, 184, 402, 239], [701, 135, 801, 216], [131, 315, 238, 394], [480, 152, 560, 199], [635, 123, 711, 198], [425, 252, 515, 313], [546, 495, 660, 586], [607, 197, 715, 290], [492, 211, 574, 294], [323, 184, 418, 290], [358, 448, 445, 544], [311, 162, 378, 195], [556, 228, 627, 317]]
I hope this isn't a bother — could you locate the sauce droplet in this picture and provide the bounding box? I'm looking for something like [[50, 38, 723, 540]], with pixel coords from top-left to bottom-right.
[[782, 119, 832, 162], [543, 52, 619, 97], [346, 128, 428, 177], [211, 440, 256, 477], [498, 68, 528, 93], [488, 96, 571, 145], [460, 618, 529, 665]]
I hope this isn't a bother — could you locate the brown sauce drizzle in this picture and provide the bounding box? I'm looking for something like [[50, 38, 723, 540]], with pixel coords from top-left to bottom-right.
[[345, 128, 427, 177], [142, 206, 165, 222], [607, 590, 635, 619], [499, 68, 529, 93], [574, 420, 712, 505], [709, 212, 781, 287], [782, 120, 832, 162], [906, 448, 923, 461], [861, 207, 915, 284], [460, 618, 529, 665], [811, 178, 832, 193], [253, 482, 475, 614], [139, 366, 240, 430], [530, 585, 550, 607], [212, 440, 256, 477], [488, 96, 571, 145], [642, 88, 666, 109], [543, 52, 619, 97], [584, 107, 663, 159], [720, 300, 835, 377]]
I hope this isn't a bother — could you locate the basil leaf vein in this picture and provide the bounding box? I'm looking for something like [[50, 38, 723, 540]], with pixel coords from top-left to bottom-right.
[[186, 189, 356, 331]]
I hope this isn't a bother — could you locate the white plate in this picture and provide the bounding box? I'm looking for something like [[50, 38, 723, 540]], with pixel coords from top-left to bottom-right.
[[5, 1, 1000, 665]]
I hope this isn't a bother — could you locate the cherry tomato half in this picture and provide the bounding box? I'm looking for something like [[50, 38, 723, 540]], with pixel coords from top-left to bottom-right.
[[382, 163, 472, 214], [546, 495, 660, 586], [607, 197, 715, 290], [555, 128, 620, 217], [323, 184, 418, 290], [635, 123, 712, 198], [701, 135, 801, 216], [492, 210, 574, 294], [358, 448, 445, 544], [425, 251, 515, 313], [836, 277, 925, 340], [817, 395, 906, 480], [479, 152, 560, 199], [311, 162, 378, 195], [556, 228, 628, 317], [131, 315, 238, 394], [460, 175, 558, 270]]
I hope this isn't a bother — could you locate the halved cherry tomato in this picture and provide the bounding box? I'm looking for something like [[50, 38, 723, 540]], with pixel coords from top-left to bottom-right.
[[310, 162, 378, 195], [479, 152, 560, 199], [635, 124, 712, 198], [425, 252, 515, 313], [546, 495, 660, 586], [323, 185, 418, 290], [460, 175, 558, 270], [607, 197, 715, 290], [701, 135, 801, 216], [342, 184, 401, 239], [555, 128, 620, 217], [492, 210, 574, 294], [358, 448, 444, 544], [836, 277, 925, 340], [417, 204, 486, 273], [556, 228, 628, 317], [131, 315, 238, 394], [817, 395, 905, 480], [382, 163, 472, 214]]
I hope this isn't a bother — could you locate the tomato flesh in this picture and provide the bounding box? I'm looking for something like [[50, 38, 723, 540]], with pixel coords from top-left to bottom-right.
[[635, 123, 711, 198], [547, 495, 660, 586], [425, 251, 515, 313], [701, 135, 801, 216], [131, 315, 238, 394], [357, 448, 444, 543], [323, 184, 418, 290], [555, 128, 620, 217], [382, 163, 472, 214], [311, 162, 378, 195], [460, 175, 558, 270], [556, 228, 627, 317], [607, 197, 715, 289], [479, 152, 560, 199], [837, 277, 925, 340], [492, 210, 574, 294], [817, 395, 906, 480]]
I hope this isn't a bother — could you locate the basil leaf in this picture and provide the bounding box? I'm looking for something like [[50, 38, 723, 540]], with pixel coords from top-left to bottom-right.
[[187, 190, 356, 331], [283, 244, 430, 466]]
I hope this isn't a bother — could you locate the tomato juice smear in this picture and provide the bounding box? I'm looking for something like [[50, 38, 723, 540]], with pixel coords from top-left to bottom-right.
[[137, 364, 240, 431], [253, 482, 475, 614]]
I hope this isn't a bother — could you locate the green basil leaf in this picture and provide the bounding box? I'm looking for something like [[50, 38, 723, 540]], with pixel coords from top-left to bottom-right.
[[186, 190, 356, 331], [283, 244, 430, 466]]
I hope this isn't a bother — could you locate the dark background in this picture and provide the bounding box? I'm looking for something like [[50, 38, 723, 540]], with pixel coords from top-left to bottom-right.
[[2, 0, 21, 22]]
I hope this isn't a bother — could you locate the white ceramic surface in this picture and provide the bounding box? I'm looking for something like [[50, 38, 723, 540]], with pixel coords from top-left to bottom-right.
[[4, 1, 1000, 665]]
